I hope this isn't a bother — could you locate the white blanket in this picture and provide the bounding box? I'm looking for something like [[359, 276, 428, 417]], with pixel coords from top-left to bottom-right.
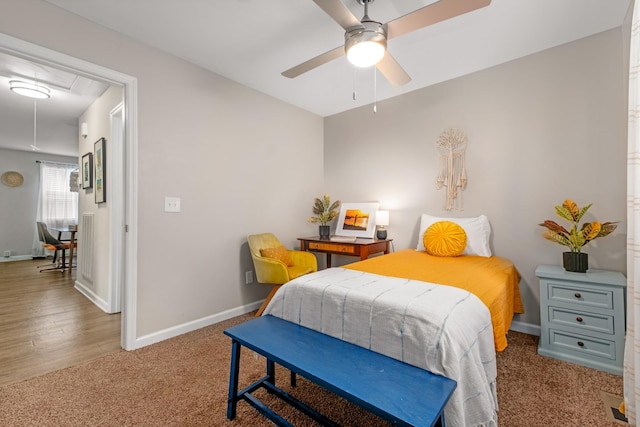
[[263, 268, 498, 427]]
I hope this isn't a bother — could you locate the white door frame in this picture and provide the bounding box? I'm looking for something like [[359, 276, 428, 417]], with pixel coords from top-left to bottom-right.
[[108, 103, 124, 314], [0, 32, 140, 350]]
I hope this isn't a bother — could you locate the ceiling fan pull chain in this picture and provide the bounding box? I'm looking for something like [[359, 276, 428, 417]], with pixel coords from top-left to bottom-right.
[[30, 72, 41, 151], [31, 98, 40, 151], [34, 99, 37, 147], [373, 66, 377, 113], [353, 66, 357, 101]]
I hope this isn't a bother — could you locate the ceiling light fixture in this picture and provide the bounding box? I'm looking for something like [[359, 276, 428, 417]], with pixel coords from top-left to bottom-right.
[[344, 0, 386, 68], [9, 80, 50, 99]]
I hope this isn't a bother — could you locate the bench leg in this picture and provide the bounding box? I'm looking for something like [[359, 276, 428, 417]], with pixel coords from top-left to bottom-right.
[[227, 340, 242, 420], [266, 358, 276, 385]]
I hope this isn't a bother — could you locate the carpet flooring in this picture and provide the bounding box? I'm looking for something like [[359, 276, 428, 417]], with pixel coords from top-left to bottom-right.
[[0, 313, 624, 426]]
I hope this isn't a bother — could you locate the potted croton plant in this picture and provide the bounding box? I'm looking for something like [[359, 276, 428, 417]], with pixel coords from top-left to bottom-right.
[[539, 199, 617, 272], [308, 194, 340, 240]]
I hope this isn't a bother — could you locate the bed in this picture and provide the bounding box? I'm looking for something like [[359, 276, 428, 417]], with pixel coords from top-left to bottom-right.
[[262, 214, 523, 426], [344, 249, 523, 352]]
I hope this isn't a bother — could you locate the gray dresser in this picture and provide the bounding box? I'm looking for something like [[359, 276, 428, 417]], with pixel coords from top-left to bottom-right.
[[536, 264, 626, 375]]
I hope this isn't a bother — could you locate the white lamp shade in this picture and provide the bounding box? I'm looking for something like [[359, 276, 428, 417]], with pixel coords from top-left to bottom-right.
[[344, 20, 387, 68], [376, 210, 389, 227], [346, 41, 385, 67]]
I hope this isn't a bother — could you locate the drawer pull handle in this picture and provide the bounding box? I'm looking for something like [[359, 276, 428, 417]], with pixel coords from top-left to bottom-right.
[[574, 293, 582, 299], [576, 317, 583, 323], [577, 341, 585, 347]]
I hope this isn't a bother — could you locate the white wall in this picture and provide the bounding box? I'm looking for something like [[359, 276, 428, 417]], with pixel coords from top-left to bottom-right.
[[0, 148, 77, 258], [0, 0, 324, 338], [75, 86, 123, 305], [324, 29, 627, 327]]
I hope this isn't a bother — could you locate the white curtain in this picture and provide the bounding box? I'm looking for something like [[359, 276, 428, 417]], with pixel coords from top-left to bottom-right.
[[32, 161, 78, 255], [626, 1, 640, 423]]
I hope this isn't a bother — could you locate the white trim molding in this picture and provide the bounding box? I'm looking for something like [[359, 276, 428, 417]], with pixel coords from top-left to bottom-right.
[[131, 301, 263, 350], [509, 320, 541, 336], [0, 255, 34, 262], [75, 280, 109, 313]]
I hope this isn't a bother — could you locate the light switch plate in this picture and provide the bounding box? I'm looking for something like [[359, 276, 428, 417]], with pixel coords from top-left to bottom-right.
[[164, 197, 181, 213]]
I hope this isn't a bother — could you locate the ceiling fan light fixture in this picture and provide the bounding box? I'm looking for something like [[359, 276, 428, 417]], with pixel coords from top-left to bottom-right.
[[9, 80, 50, 99], [345, 21, 386, 68]]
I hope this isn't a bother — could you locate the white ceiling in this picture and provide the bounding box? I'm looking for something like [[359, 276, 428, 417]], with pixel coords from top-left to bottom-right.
[[42, 0, 631, 117], [0, 0, 632, 156]]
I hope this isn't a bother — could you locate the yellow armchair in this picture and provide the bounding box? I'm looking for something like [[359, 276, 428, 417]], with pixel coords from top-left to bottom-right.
[[248, 233, 317, 316]]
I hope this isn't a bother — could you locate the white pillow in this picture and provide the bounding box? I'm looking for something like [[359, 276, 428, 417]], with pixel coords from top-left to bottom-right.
[[416, 214, 492, 257]]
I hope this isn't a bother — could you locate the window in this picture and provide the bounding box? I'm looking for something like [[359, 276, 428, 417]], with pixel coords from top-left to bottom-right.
[[37, 162, 78, 229]]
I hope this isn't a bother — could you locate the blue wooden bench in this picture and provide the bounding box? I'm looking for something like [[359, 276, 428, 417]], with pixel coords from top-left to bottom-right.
[[224, 315, 457, 427]]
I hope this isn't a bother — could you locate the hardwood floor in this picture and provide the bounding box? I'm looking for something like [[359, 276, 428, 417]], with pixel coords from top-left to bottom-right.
[[0, 259, 121, 386]]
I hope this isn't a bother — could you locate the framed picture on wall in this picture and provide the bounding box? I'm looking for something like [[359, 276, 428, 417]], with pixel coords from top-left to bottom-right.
[[335, 202, 379, 239], [81, 152, 93, 189], [94, 137, 106, 203]]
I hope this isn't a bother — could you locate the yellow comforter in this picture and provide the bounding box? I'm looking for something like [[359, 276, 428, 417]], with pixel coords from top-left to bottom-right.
[[344, 249, 524, 351]]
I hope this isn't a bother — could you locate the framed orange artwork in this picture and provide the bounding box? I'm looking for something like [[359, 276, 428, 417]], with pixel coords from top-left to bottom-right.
[[335, 202, 379, 239]]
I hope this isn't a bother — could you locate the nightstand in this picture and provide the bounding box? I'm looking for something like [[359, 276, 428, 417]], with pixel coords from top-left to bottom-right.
[[536, 264, 626, 375]]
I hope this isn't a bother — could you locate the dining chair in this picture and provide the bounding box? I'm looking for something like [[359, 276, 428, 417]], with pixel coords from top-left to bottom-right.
[[36, 222, 75, 272]]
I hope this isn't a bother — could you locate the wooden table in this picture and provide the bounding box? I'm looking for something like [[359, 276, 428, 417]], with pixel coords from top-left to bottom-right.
[[52, 226, 77, 273], [298, 236, 391, 268]]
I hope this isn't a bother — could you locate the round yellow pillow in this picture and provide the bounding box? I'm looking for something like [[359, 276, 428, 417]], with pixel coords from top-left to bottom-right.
[[423, 221, 467, 257]]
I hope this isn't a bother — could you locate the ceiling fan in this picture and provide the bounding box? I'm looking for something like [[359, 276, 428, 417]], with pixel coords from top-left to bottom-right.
[[282, 0, 491, 87]]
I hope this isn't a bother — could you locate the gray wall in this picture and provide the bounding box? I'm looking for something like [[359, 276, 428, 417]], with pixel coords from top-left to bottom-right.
[[0, 148, 77, 258], [324, 29, 627, 327]]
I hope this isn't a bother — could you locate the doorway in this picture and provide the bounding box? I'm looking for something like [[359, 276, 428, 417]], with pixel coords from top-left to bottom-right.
[[0, 33, 138, 350]]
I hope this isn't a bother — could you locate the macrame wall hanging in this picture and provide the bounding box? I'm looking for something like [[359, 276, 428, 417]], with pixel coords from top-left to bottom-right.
[[435, 128, 468, 211]]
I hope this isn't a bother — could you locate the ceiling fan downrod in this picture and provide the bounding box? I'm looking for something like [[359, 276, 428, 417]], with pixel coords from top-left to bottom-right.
[[345, 0, 386, 67], [357, 0, 373, 20]]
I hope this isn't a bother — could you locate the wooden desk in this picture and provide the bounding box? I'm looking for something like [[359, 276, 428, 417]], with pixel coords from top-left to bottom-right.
[[53, 226, 77, 274], [298, 237, 391, 268]]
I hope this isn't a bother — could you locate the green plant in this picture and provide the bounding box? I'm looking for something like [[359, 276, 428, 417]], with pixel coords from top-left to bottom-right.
[[539, 199, 617, 253], [308, 194, 340, 226]]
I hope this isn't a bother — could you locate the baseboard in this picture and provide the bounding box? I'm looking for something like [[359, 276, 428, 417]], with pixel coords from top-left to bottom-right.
[[0, 255, 36, 263], [74, 280, 109, 313], [510, 320, 541, 336], [129, 300, 264, 350]]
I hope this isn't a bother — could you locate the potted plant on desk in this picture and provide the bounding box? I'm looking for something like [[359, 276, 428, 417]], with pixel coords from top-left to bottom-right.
[[308, 194, 340, 240], [539, 199, 617, 272]]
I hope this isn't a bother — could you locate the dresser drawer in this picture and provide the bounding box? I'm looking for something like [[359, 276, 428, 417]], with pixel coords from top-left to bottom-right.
[[548, 306, 614, 335], [548, 329, 616, 360], [307, 242, 355, 254], [547, 282, 613, 310]]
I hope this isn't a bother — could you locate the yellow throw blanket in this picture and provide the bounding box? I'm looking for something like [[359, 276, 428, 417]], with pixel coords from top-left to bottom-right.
[[345, 249, 524, 351]]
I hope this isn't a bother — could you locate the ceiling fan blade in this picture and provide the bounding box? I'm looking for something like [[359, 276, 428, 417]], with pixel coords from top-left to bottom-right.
[[385, 0, 491, 40], [282, 46, 345, 79], [376, 53, 411, 87], [312, 0, 361, 30]]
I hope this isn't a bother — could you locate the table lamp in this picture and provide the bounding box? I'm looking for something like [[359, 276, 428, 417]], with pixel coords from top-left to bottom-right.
[[375, 210, 389, 240]]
